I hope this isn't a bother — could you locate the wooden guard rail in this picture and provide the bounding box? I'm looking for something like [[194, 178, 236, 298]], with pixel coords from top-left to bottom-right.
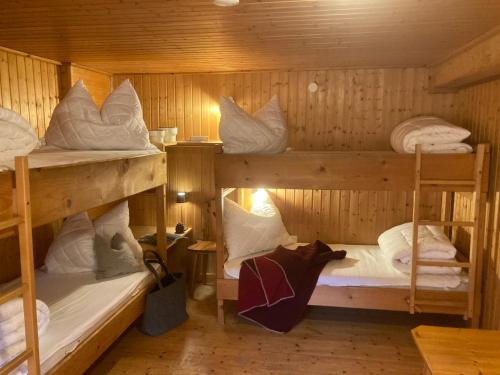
[[0, 157, 40, 375]]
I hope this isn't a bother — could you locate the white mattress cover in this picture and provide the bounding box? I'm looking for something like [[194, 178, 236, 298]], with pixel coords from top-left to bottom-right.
[[0, 145, 160, 171], [35, 269, 153, 373], [224, 243, 467, 290]]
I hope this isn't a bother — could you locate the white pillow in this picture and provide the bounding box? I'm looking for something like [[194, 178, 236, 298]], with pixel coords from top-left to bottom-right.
[[94, 201, 143, 261], [219, 95, 288, 154], [45, 80, 153, 150], [223, 192, 296, 261], [44, 212, 96, 273], [0, 108, 39, 167]]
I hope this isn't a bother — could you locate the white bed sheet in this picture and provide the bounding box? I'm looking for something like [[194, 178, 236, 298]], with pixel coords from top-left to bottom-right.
[[0, 145, 160, 171], [35, 269, 153, 374], [224, 243, 467, 290]]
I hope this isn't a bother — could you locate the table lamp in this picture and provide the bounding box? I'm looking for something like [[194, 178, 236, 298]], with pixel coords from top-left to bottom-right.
[[176, 192, 187, 234]]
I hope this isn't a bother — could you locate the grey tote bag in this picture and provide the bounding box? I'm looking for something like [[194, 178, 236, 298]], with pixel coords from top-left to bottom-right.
[[141, 250, 188, 336]]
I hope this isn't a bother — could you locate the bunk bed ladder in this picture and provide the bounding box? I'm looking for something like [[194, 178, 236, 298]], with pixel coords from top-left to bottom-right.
[[409, 144, 485, 320], [0, 157, 40, 375]]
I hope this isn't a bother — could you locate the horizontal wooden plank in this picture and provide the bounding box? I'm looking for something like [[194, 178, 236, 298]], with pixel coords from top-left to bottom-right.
[[0, 284, 26, 305], [217, 279, 467, 314], [0, 153, 167, 228], [215, 150, 489, 192]]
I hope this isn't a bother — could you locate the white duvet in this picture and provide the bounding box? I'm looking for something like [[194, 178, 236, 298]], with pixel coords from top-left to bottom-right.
[[390, 116, 472, 154], [45, 80, 154, 151], [0, 108, 39, 169], [378, 222, 461, 275], [224, 243, 463, 289]]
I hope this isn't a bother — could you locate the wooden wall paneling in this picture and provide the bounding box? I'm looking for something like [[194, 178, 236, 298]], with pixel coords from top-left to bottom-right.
[[0, 48, 60, 135], [59, 63, 112, 107], [116, 68, 458, 149], [454, 79, 500, 328]]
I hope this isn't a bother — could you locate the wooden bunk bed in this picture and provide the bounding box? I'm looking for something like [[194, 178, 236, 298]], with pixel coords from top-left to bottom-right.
[[0, 151, 167, 375], [214, 145, 490, 327]]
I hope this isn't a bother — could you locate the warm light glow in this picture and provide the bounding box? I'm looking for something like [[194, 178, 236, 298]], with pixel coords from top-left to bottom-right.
[[252, 188, 267, 203], [214, 0, 239, 6], [251, 188, 273, 216], [210, 105, 221, 116]]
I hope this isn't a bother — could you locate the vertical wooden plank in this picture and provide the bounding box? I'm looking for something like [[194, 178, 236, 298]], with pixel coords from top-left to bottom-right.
[[8, 53, 20, 114], [16, 55, 30, 122]]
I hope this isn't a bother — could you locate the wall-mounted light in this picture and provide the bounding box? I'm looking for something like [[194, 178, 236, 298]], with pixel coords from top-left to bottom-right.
[[176, 191, 187, 204], [214, 0, 239, 6]]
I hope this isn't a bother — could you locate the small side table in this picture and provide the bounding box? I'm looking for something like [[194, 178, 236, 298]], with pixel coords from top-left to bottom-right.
[[187, 240, 216, 298], [131, 225, 193, 273], [412, 325, 500, 374]]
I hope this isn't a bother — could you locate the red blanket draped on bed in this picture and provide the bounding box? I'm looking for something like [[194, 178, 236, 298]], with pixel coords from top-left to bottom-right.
[[238, 240, 346, 333]]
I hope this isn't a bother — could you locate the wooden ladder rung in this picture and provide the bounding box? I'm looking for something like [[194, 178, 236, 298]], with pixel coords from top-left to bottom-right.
[[0, 284, 27, 305], [420, 179, 476, 186], [0, 348, 33, 375], [413, 299, 467, 308], [0, 216, 23, 232], [418, 220, 475, 227], [417, 260, 470, 268]]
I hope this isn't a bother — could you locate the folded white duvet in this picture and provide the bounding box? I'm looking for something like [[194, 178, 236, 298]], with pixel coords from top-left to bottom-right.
[[390, 116, 472, 154], [378, 222, 457, 264], [0, 298, 50, 367]]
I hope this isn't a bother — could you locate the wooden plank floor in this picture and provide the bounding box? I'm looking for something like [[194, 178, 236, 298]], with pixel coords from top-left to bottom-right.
[[87, 284, 465, 375]]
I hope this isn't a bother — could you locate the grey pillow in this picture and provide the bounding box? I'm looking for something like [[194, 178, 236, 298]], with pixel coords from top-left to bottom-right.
[[94, 233, 142, 280]]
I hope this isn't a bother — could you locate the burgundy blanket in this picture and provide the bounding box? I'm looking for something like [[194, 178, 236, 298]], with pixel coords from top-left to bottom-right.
[[238, 240, 346, 333]]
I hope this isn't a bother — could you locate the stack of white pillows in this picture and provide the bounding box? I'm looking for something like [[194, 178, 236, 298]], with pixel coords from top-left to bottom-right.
[[45, 79, 154, 150], [219, 95, 288, 154], [44, 201, 143, 275]]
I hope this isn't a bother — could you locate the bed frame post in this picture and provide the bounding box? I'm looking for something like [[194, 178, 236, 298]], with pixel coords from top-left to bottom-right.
[[215, 188, 225, 324], [155, 184, 167, 258], [409, 144, 422, 314], [16, 156, 41, 374], [469, 144, 486, 327]]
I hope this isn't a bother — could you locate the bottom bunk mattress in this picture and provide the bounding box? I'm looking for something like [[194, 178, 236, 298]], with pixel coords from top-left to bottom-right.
[[21, 269, 152, 374], [224, 243, 467, 290]]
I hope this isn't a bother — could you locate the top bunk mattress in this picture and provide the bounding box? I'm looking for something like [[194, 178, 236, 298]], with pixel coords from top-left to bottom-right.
[[224, 243, 467, 291], [0, 146, 161, 171]]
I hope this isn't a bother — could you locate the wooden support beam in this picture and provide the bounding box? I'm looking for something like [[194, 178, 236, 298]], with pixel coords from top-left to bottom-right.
[[430, 27, 500, 90]]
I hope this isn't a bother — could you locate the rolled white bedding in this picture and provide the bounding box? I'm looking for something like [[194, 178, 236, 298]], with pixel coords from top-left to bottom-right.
[[378, 222, 461, 275], [0, 298, 50, 367], [390, 116, 472, 154]]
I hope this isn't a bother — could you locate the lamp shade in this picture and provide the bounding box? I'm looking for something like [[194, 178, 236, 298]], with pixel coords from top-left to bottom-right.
[[176, 192, 187, 203]]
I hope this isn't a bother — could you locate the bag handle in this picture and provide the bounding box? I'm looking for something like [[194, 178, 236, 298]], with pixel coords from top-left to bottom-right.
[[143, 250, 170, 289]]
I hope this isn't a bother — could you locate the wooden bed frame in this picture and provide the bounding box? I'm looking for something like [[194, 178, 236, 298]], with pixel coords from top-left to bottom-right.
[[214, 145, 490, 327], [0, 152, 167, 375]]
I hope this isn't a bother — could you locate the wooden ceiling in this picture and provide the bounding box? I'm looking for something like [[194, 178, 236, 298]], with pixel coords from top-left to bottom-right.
[[1, 0, 500, 73]]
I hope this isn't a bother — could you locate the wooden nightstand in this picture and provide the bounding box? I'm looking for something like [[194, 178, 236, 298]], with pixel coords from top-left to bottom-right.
[[131, 225, 193, 273]]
